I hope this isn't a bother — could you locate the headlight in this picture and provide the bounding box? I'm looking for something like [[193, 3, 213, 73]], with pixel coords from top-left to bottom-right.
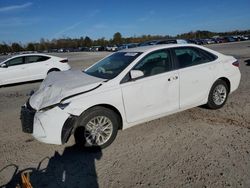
[[58, 102, 70, 110]]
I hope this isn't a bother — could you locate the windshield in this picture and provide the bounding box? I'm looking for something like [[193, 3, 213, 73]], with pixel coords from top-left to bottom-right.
[[85, 52, 142, 79]]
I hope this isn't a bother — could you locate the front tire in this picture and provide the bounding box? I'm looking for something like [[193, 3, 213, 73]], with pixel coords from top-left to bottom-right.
[[74, 106, 119, 149], [206, 79, 229, 109]]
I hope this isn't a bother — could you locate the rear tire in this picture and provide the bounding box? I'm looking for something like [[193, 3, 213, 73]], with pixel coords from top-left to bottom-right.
[[74, 106, 119, 149], [206, 79, 229, 109]]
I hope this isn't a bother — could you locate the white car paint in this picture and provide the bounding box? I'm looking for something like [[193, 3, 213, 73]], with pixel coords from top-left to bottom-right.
[[22, 44, 241, 145], [0, 54, 71, 86], [121, 70, 179, 122]]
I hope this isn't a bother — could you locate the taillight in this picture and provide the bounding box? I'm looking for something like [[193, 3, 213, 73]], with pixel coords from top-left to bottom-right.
[[232, 60, 239, 67], [60, 59, 68, 63]]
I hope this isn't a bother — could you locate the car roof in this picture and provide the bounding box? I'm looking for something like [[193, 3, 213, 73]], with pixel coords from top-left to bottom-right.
[[119, 43, 201, 53], [9, 53, 52, 58]]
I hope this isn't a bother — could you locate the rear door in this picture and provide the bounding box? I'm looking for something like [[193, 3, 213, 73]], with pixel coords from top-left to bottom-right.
[[24, 55, 50, 80], [172, 47, 218, 108]]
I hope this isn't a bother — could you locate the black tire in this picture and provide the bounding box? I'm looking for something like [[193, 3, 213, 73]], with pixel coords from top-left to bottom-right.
[[74, 106, 119, 149], [47, 68, 60, 74], [206, 79, 229, 109]]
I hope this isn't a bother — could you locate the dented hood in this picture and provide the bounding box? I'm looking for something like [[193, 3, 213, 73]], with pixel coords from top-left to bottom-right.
[[29, 70, 106, 110]]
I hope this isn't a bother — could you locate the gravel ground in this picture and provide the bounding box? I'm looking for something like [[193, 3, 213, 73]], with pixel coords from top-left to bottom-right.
[[0, 41, 250, 188]]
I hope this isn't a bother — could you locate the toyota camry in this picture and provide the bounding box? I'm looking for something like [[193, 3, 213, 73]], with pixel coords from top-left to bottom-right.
[[20, 44, 241, 149]]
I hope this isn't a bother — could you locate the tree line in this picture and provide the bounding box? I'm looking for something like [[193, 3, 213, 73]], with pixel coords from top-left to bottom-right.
[[1, 30, 249, 54]]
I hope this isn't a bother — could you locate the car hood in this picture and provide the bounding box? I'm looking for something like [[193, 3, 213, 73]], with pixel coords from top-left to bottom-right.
[[29, 70, 106, 110]]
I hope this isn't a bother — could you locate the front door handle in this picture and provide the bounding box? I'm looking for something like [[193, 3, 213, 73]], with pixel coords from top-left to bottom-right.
[[168, 76, 178, 81]]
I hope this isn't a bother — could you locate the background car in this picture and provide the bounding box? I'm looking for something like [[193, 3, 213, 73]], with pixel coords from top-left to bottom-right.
[[118, 43, 138, 50], [106, 45, 118, 51], [138, 40, 159, 46], [155, 39, 188, 44], [138, 39, 188, 47], [0, 54, 71, 86]]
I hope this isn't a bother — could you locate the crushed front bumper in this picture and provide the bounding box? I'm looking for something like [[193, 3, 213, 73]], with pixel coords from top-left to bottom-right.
[[20, 101, 75, 145], [20, 102, 36, 133]]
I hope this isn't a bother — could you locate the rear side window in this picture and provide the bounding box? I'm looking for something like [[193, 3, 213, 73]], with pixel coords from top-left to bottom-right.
[[25, 56, 50, 64], [173, 47, 216, 69]]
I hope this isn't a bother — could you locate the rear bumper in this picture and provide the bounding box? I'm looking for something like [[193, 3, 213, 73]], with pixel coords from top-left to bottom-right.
[[60, 64, 71, 71], [229, 70, 241, 93]]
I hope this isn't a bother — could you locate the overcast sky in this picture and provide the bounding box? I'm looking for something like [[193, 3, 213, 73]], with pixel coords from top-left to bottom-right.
[[0, 0, 250, 43]]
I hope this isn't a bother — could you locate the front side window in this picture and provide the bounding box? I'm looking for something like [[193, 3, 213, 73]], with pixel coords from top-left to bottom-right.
[[85, 52, 142, 79], [6, 57, 24, 66], [133, 50, 171, 77], [173, 47, 214, 68]]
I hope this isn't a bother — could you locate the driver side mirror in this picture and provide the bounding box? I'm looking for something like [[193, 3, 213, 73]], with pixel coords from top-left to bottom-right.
[[130, 70, 144, 80], [0, 63, 8, 68]]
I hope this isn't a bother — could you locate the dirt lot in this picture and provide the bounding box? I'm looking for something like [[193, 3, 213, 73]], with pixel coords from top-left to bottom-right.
[[0, 42, 250, 188]]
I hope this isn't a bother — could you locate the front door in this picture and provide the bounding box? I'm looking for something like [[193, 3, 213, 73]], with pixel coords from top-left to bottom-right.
[[24, 55, 48, 80], [121, 49, 179, 123], [1, 56, 29, 84]]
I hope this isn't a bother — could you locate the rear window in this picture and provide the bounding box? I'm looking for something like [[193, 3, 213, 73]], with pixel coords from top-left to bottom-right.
[[196, 48, 218, 61]]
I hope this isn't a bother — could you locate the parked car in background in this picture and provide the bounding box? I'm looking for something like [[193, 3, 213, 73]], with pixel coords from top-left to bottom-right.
[[186, 39, 199, 44], [118, 43, 138, 50], [21, 44, 241, 149], [139, 39, 188, 47], [0, 54, 70, 86], [106, 45, 118, 51], [155, 39, 188, 44], [91, 46, 105, 51], [79, 47, 91, 52], [242, 35, 249, 40], [138, 40, 159, 46], [224, 36, 236, 42], [212, 37, 224, 43], [204, 38, 215, 44]]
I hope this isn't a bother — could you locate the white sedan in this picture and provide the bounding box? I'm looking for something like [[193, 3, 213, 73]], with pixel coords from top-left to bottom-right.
[[21, 44, 241, 149], [0, 54, 71, 86]]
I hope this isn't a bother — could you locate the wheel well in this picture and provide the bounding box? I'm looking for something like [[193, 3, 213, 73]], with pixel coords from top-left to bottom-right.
[[48, 68, 60, 74], [218, 77, 231, 93], [86, 104, 123, 130]]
